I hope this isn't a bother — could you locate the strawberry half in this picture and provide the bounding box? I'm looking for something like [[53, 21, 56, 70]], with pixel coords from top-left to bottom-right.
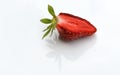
[[40, 5, 97, 41]]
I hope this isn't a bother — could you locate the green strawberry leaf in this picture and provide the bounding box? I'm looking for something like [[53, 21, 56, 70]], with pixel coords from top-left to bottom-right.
[[40, 18, 52, 24], [43, 25, 52, 32], [50, 24, 54, 36], [50, 19, 57, 35], [48, 5, 56, 17], [42, 28, 51, 39], [40, 4, 57, 39]]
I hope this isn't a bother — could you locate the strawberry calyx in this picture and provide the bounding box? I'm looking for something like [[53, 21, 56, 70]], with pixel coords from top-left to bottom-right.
[[40, 5, 57, 39]]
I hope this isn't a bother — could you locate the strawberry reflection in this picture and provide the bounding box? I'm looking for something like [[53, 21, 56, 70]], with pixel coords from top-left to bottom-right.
[[45, 32, 97, 70]]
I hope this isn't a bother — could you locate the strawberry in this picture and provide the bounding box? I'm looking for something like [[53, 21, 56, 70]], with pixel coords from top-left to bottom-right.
[[40, 5, 97, 41]]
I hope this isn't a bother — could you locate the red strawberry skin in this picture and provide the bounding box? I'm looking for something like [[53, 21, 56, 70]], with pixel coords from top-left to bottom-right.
[[56, 13, 97, 41]]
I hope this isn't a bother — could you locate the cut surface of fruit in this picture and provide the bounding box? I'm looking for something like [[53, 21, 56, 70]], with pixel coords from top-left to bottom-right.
[[56, 13, 97, 40], [57, 13, 96, 33]]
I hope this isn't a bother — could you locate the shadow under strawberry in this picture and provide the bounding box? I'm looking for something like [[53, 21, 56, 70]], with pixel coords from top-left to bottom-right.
[[46, 34, 97, 61]]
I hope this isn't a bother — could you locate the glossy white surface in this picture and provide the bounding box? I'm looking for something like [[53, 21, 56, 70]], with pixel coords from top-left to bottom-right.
[[0, 0, 120, 75]]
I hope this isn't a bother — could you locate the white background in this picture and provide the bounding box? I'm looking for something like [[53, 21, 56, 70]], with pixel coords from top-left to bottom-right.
[[0, 0, 120, 75]]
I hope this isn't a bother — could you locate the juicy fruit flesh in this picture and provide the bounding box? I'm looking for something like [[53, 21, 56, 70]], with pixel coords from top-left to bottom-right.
[[56, 13, 97, 40], [57, 13, 96, 33]]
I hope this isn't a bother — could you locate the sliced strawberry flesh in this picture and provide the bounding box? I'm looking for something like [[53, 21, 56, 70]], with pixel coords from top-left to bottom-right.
[[57, 13, 96, 33]]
